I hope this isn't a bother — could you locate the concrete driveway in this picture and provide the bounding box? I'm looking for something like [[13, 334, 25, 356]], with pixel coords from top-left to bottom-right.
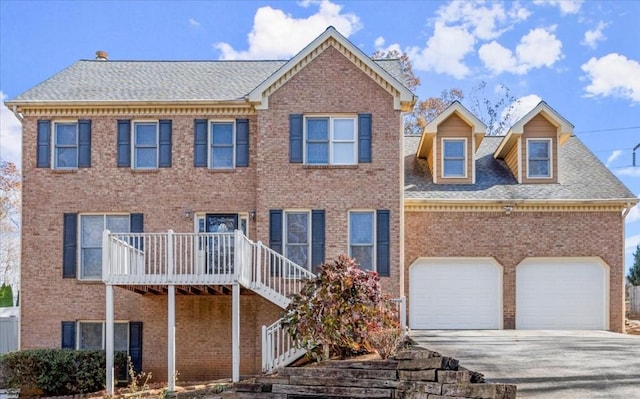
[[410, 330, 640, 399]]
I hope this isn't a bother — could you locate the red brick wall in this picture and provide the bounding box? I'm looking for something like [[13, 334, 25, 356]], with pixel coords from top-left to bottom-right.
[[404, 210, 625, 332], [255, 46, 403, 296]]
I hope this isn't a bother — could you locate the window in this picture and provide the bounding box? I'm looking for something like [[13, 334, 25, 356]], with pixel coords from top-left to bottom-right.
[[285, 211, 310, 269], [527, 139, 551, 178], [210, 122, 235, 169], [80, 214, 130, 280], [349, 211, 375, 271], [442, 139, 466, 178], [53, 122, 78, 169], [305, 117, 356, 165], [133, 122, 158, 169], [78, 321, 129, 351]]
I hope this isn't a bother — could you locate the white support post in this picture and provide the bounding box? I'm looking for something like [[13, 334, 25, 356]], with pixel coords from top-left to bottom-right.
[[102, 230, 111, 282], [167, 230, 174, 282], [261, 325, 267, 373], [105, 284, 114, 395], [256, 241, 262, 287], [232, 283, 240, 382], [167, 285, 176, 393]]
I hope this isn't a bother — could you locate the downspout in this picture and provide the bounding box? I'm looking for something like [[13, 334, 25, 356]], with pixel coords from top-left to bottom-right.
[[622, 202, 633, 219]]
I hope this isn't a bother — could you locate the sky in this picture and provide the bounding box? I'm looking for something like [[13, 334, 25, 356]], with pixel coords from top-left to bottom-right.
[[0, 0, 638, 273]]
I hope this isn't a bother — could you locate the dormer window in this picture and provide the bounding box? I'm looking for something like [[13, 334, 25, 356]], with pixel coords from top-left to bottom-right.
[[527, 139, 551, 178], [442, 138, 466, 178]]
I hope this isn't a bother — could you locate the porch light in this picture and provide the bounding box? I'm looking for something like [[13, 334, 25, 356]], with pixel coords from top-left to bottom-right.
[[250, 210, 256, 221], [184, 209, 192, 219]]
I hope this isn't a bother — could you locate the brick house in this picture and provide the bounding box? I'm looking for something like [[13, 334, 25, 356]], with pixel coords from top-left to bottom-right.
[[5, 26, 637, 394], [5, 27, 414, 392]]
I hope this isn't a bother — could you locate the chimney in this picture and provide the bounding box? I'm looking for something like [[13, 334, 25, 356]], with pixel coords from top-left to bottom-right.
[[95, 50, 108, 61]]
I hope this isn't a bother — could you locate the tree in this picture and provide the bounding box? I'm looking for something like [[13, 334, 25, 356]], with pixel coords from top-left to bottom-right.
[[0, 160, 21, 303], [282, 255, 398, 361], [372, 51, 516, 136], [628, 245, 640, 286]]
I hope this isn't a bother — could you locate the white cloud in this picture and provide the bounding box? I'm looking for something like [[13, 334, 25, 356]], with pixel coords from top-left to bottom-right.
[[606, 150, 622, 167], [627, 234, 640, 254], [479, 27, 563, 75], [581, 21, 607, 49], [189, 18, 200, 28], [627, 199, 640, 223], [616, 167, 640, 177], [436, 1, 530, 41], [407, 22, 475, 79], [502, 94, 542, 128], [0, 92, 22, 167], [533, 0, 583, 15], [214, 0, 361, 60], [373, 36, 402, 55], [581, 53, 640, 103]]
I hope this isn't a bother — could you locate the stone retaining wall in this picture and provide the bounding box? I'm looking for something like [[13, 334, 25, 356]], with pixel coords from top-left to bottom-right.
[[223, 347, 516, 398]]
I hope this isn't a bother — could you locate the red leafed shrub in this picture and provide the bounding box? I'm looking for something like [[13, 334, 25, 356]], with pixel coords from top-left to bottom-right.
[[282, 254, 399, 361]]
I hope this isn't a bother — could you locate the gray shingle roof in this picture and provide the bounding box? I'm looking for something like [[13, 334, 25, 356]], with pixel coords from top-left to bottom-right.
[[404, 135, 636, 201], [8, 59, 405, 103]]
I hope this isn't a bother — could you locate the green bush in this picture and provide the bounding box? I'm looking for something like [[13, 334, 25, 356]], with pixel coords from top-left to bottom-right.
[[282, 254, 399, 361], [0, 349, 128, 396]]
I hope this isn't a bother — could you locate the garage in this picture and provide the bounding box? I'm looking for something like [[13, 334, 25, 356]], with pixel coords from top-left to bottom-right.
[[516, 258, 608, 330], [409, 258, 502, 329]]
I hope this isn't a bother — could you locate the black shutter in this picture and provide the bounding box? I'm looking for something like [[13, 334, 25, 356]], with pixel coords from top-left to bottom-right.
[[37, 120, 51, 168], [117, 120, 131, 167], [289, 114, 303, 163], [78, 120, 92, 168], [194, 119, 208, 167], [159, 120, 172, 168], [130, 213, 144, 250], [236, 119, 249, 167], [61, 321, 76, 349], [311, 210, 325, 274], [63, 213, 77, 278], [358, 113, 372, 163], [269, 210, 283, 254], [129, 322, 143, 373], [376, 210, 390, 277]]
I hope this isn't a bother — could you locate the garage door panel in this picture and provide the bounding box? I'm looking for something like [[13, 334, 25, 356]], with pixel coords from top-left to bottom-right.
[[410, 259, 502, 330], [516, 259, 607, 330]]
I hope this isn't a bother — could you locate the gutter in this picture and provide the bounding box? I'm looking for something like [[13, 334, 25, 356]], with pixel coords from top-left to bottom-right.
[[622, 202, 634, 219]]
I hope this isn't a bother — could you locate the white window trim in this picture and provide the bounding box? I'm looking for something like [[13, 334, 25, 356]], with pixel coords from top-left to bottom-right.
[[348, 210, 377, 271], [441, 138, 467, 178], [526, 138, 553, 179], [132, 120, 159, 170], [209, 120, 236, 169], [283, 209, 312, 271], [76, 320, 129, 351], [303, 115, 358, 165], [78, 213, 131, 281], [52, 120, 79, 170]]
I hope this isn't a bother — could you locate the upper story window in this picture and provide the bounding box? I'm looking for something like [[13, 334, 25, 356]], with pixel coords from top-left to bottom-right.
[[442, 138, 466, 178], [527, 139, 551, 178], [53, 122, 78, 169], [349, 211, 375, 271], [79, 214, 130, 280], [133, 122, 159, 169], [210, 121, 235, 169], [305, 116, 357, 165]]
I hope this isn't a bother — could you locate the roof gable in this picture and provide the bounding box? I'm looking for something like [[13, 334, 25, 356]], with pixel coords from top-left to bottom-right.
[[247, 26, 415, 111]]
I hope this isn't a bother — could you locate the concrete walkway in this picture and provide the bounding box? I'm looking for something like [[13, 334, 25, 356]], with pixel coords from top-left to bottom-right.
[[410, 330, 640, 399]]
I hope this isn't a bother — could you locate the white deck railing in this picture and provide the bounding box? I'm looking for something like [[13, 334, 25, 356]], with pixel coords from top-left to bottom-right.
[[261, 318, 307, 373]]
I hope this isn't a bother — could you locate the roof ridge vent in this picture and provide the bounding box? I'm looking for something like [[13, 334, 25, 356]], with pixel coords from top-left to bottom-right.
[[95, 51, 108, 61]]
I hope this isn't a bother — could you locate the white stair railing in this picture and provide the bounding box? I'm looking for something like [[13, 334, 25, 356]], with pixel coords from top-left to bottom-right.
[[261, 318, 308, 373]]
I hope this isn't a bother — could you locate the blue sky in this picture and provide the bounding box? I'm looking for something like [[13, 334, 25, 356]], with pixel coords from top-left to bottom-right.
[[1, 0, 638, 273]]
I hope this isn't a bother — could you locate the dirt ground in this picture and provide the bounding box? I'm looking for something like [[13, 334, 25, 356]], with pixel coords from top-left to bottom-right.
[[626, 318, 640, 335]]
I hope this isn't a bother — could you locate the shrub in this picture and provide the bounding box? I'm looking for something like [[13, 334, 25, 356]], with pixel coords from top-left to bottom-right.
[[282, 254, 399, 360], [368, 327, 403, 359], [0, 349, 128, 396]]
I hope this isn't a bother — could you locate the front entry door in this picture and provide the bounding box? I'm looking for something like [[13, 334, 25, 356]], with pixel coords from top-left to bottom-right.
[[203, 214, 238, 274]]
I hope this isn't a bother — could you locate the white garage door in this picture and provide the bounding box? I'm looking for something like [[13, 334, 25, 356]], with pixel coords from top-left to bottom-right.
[[409, 258, 502, 329], [516, 258, 608, 330]]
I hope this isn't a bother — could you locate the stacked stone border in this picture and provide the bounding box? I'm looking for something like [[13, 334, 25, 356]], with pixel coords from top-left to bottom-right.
[[223, 347, 516, 398]]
